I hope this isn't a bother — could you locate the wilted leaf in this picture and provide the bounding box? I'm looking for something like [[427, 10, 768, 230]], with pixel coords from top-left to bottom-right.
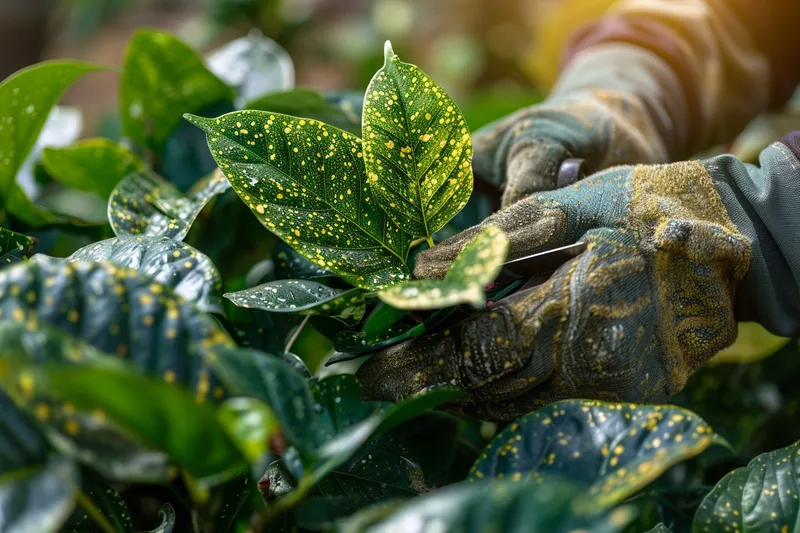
[[206, 33, 294, 107], [337, 477, 634, 533], [68, 236, 224, 313], [225, 279, 367, 325], [186, 111, 413, 290], [120, 29, 233, 149], [470, 400, 722, 506], [40, 365, 247, 485], [0, 227, 34, 266], [42, 138, 147, 199], [0, 60, 100, 225], [0, 391, 78, 533], [693, 439, 800, 533], [378, 226, 508, 309], [108, 168, 230, 240], [362, 41, 473, 242]]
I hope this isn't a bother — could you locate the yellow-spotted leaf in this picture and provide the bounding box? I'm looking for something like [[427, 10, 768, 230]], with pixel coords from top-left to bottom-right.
[[186, 111, 413, 290], [108, 168, 230, 240], [0, 227, 34, 266], [378, 226, 507, 310], [0, 257, 233, 401], [67, 236, 224, 314], [225, 279, 367, 325], [693, 439, 800, 533], [42, 138, 147, 200], [362, 41, 474, 243], [470, 400, 724, 507]]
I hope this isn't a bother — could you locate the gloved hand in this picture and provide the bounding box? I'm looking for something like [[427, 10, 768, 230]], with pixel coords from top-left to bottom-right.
[[358, 138, 800, 421]]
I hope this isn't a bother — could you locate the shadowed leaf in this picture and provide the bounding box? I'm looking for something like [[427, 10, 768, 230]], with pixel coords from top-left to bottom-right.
[[470, 400, 723, 506], [186, 111, 413, 290], [120, 29, 233, 149], [378, 226, 508, 310], [362, 41, 473, 241], [108, 168, 230, 240], [0, 228, 33, 266], [225, 279, 367, 325], [42, 138, 147, 200]]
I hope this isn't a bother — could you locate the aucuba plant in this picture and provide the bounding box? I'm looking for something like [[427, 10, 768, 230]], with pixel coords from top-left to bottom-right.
[[0, 25, 797, 533]]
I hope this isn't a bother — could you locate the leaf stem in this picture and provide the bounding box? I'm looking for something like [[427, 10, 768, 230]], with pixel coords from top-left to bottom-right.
[[76, 489, 117, 533], [425, 236, 434, 248], [284, 315, 310, 353]]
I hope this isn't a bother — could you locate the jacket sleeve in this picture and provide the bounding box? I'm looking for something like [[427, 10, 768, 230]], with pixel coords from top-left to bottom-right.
[[559, 0, 800, 159]]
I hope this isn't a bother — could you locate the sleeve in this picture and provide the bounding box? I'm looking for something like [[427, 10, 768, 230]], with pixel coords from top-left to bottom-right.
[[559, 0, 800, 159], [706, 133, 800, 337]]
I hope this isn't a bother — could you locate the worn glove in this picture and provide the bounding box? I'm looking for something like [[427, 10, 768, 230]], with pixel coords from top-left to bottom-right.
[[473, 42, 691, 207], [358, 138, 800, 421]]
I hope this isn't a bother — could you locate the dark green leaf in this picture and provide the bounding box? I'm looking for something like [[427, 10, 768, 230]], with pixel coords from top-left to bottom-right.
[[217, 397, 278, 464], [67, 236, 224, 313], [0, 257, 234, 399], [0, 60, 100, 225], [361, 303, 407, 339], [42, 138, 146, 200], [225, 279, 367, 325], [378, 225, 508, 309], [206, 33, 294, 107], [0, 227, 34, 266], [108, 168, 230, 240], [120, 29, 233, 149], [206, 469, 265, 533], [246, 89, 361, 135], [186, 111, 413, 290], [336, 477, 635, 533], [646, 525, 673, 533], [0, 391, 78, 533], [625, 486, 711, 533], [61, 471, 133, 532], [362, 41, 473, 241], [693, 439, 800, 533], [274, 241, 331, 280], [390, 412, 461, 488], [144, 504, 175, 533], [470, 400, 722, 506], [41, 365, 247, 484]]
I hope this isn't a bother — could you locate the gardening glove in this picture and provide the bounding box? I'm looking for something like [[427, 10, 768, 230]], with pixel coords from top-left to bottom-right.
[[357, 135, 800, 421], [477, 0, 800, 207]]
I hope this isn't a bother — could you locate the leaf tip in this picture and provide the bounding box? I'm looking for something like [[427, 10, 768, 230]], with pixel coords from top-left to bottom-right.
[[183, 113, 212, 132], [383, 40, 396, 66]]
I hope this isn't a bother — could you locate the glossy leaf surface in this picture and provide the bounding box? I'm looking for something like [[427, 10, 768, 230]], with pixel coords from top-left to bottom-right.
[[0, 228, 33, 266], [362, 42, 473, 240], [68, 236, 224, 313], [120, 29, 233, 149], [470, 400, 721, 506], [693, 439, 800, 533], [378, 226, 508, 309], [186, 111, 412, 290], [225, 279, 367, 324], [108, 168, 230, 240], [42, 138, 147, 199]]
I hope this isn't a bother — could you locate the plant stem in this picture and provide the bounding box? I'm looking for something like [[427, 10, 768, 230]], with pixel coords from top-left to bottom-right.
[[426, 236, 434, 248], [76, 489, 117, 533], [284, 315, 310, 353]]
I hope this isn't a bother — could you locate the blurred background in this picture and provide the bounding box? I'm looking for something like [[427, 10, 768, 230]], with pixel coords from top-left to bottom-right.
[[0, 0, 622, 133]]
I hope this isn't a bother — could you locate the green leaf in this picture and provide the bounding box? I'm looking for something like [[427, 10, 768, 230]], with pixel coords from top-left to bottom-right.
[[274, 241, 331, 280], [362, 41, 473, 241], [186, 111, 413, 290], [470, 400, 722, 507], [225, 279, 367, 325], [361, 303, 407, 338], [0, 391, 79, 533], [0, 227, 34, 266], [144, 504, 175, 533], [693, 439, 800, 532], [217, 397, 279, 465], [378, 225, 508, 310], [206, 33, 294, 107], [646, 525, 673, 533], [42, 138, 147, 200], [246, 89, 361, 136], [67, 236, 224, 313], [120, 29, 233, 149], [206, 470, 265, 533], [40, 365, 247, 484], [336, 477, 635, 533], [0, 258, 234, 400], [108, 168, 230, 240], [61, 471, 133, 532], [0, 61, 100, 226]]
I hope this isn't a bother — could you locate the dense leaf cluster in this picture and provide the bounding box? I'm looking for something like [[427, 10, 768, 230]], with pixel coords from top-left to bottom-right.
[[0, 26, 799, 533]]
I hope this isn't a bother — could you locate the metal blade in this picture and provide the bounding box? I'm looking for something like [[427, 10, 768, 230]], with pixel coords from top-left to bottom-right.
[[496, 241, 587, 283]]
